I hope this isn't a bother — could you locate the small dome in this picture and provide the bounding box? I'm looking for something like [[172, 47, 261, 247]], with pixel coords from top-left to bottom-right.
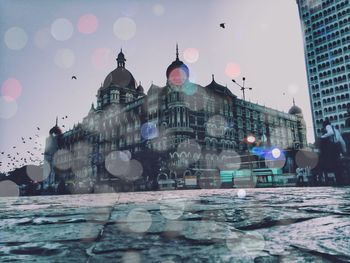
[[166, 44, 189, 85], [136, 82, 144, 93], [49, 125, 62, 136], [288, 99, 302, 115]]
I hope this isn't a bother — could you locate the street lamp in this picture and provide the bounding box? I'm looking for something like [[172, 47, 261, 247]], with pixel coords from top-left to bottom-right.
[[232, 77, 253, 101]]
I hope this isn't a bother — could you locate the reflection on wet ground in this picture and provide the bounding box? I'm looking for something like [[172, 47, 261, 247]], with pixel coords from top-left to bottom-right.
[[0, 187, 349, 262]]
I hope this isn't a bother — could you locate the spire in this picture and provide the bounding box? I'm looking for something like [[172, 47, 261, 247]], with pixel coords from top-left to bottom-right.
[[55, 116, 58, 126], [293, 98, 295, 106], [176, 43, 179, 61], [212, 74, 215, 81], [117, 49, 126, 68]]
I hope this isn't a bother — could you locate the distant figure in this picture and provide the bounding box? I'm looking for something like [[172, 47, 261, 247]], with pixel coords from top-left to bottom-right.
[[220, 23, 226, 29], [72, 76, 77, 80], [319, 118, 341, 184]]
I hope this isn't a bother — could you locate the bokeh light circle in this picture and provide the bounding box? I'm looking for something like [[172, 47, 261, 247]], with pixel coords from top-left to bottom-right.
[[237, 189, 246, 198], [122, 251, 141, 263], [91, 48, 114, 70], [53, 149, 73, 170], [160, 199, 186, 220], [226, 231, 265, 257], [54, 48, 75, 69], [51, 18, 74, 41], [225, 62, 241, 78], [26, 161, 50, 182], [217, 150, 241, 170], [1, 78, 22, 101], [78, 14, 98, 34], [295, 150, 319, 169], [168, 68, 187, 86], [182, 82, 198, 96], [265, 147, 286, 169], [127, 159, 143, 181], [0, 180, 19, 197], [113, 17, 136, 41], [126, 208, 152, 233], [141, 122, 158, 140], [271, 148, 281, 158], [246, 135, 256, 144], [153, 4, 165, 16], [105, 151, 130, 177], [206, 115, 228, 137], [184, 48, 199, 63], [34, 29, 50, 49], [176, 139, 201, 165], [0, 96, 17, 119], [4, 27, 28, 50]]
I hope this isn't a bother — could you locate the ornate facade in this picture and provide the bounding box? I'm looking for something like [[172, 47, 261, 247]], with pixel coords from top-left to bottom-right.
[[44, 47, 307, 192]]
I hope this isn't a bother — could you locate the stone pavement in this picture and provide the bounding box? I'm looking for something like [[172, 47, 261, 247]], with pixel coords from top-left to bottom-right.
[[0, 188, 350, 262]]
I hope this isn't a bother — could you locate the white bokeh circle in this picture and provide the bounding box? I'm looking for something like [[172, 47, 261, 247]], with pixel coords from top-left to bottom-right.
[[113, 17, 137, 41], [54, 48, 75, 69], [0, 180, 19, 197], [126, 208, 152, 233], [4, 27, 28, 50], [160, 199, 186, 220], [51, 18, 74, 41]]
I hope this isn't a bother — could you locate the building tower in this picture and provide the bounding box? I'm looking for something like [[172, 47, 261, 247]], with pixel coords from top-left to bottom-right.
[[296, 0, 350, 138]]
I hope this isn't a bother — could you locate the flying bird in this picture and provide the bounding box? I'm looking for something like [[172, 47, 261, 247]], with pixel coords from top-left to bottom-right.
[[72, 76, 77, 80], [13, 146, 16, 149], [1, 152, 4, 154], [29, 137, 32, 140], [37, 127, 40, 130], [65, 116, 68, 118], [220, 23, 226, 29]]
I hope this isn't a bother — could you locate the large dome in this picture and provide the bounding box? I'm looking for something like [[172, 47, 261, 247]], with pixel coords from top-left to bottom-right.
[[101, 49, 137, 90], [102, 67, 136, 90]]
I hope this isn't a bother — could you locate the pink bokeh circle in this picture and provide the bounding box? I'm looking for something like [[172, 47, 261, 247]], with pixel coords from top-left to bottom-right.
[[225, 62, 241, 78], [1, 78, 22, 101], [78, 14, 98, 34]]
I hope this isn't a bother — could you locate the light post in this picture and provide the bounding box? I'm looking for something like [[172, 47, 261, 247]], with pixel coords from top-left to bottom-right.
[[246, 135, 256, 183], [232, 77, 253, 101]]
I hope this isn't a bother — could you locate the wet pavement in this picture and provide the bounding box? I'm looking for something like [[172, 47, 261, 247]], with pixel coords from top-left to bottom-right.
[[0, 187, 350, 262]]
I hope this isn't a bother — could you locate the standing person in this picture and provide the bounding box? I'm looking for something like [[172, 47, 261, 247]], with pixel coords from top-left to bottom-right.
[[319, 118, 341, 185], [319, 119, 336, 185]]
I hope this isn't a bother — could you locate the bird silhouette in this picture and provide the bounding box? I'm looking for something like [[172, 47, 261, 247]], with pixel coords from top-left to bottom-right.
[[13, 146, 16, 149], [1, 152, 4, 154], [220, 23, 226, 29], [65, 116, 68, 118], [29, 137, 32, 140], [62, 125, 65, 128], [37, 127, 40, 130], [72, 76, 77, 80]]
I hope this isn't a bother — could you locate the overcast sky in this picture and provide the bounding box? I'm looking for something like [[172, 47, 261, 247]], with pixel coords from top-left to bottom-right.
[[0, 0, 313, 172]]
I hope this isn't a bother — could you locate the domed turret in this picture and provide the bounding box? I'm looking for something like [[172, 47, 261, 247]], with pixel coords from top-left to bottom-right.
[[136, 82, 144, 94], [166, 44, 189, 86], [288, 98, 302, 115], [49, 117, 62, 136]]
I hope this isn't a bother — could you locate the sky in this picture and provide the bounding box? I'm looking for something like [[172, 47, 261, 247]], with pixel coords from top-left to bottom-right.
[[0, 0, 314, 173]]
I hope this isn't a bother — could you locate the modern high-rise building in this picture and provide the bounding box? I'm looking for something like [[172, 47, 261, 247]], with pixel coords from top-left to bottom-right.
[[296, 0, 350, 138]]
